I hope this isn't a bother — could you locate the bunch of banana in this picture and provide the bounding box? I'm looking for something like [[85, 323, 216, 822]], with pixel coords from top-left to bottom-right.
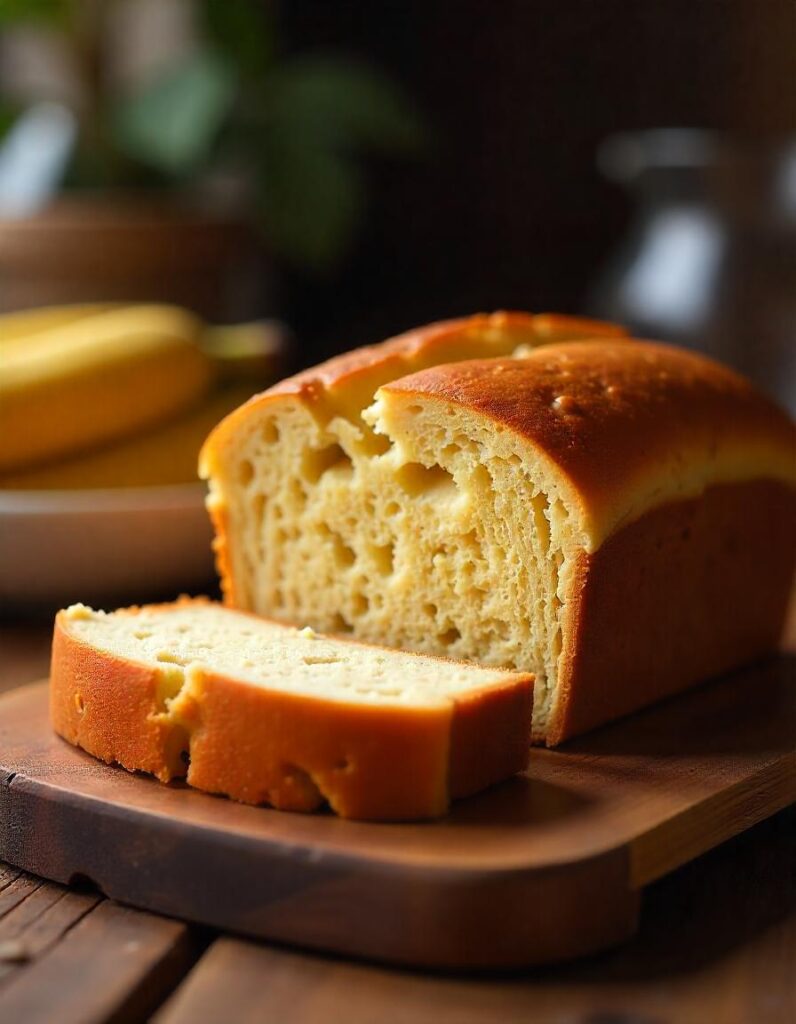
[[0, 303, 283, 486]]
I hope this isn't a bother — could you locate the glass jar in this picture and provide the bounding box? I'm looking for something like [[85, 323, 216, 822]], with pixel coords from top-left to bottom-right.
[[589, 129, 796, 412]]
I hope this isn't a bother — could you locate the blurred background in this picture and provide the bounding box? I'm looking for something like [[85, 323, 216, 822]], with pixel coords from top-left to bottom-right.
[[1, 0, 794, 611]]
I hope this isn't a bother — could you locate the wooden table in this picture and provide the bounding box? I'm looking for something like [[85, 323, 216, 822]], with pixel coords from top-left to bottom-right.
[[1, 620, 794, 1024]]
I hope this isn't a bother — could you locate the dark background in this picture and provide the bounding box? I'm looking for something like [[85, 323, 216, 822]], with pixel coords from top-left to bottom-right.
[[281, 0, 796, 364]]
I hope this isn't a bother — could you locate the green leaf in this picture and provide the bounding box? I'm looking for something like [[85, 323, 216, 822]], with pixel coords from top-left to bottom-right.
[[256, 128, 364, 271], [262, 56, 425, 156], [247, 57, 425, 270], [0, 0, 72, 27], [111, 49, 237, 176], [200, 0, 275, 77], [0, 101, 21, 139]]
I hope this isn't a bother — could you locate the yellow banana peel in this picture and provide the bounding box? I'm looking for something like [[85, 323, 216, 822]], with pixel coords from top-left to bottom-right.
[[0, 304, 215, 473], [0, 386, 256, 490], [0, 303, 120, 342]]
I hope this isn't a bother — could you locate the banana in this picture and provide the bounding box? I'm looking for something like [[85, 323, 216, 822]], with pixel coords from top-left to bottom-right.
[[0, 304, 215, 473], [0, 386, 256, 490], [0, 303, 120, 343], [200, 321, 285, 384]]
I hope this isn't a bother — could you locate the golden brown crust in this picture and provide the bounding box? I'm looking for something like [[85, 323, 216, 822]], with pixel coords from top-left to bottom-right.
[[267, 311, 625, 398], [448, 680, 534, 797], [198, 313, 794, 747], [173, 670, 453, 819], [383, 341, 796, 547], [199, 312, 628, 607], [199, 311, 626, 475], [548, 479, 796, 744], [49, 603, 533, 820], [205, 499, 238, 607], [50, 617, 184, 782]]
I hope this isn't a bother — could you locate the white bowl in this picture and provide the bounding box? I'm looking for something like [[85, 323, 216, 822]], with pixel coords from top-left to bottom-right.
[[0, 484, 215, 609]]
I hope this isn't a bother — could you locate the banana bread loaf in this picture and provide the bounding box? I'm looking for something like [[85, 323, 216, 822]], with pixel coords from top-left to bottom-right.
[[200, 313, 796, 744]]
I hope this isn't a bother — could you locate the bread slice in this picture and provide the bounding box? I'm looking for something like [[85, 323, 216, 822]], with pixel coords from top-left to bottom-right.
[[50, 600, 533, 820], [200, 313, 796, 745]]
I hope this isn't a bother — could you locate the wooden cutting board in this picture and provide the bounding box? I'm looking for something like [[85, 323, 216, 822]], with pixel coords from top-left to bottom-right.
[[1, 660, 794, 970]]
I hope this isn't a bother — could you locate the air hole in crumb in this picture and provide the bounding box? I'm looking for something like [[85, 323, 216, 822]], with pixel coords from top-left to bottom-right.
[[328, 532, 355, 567], [134, 630, 152, 640], [280, 764, 322, 805], [253, 493, 266, 523], [352, 593, 370, 616], [238, 459, 255, 485], [303, 654, 342, 666], [424, 602, 438, 619], [361, 431, 391, 456], [302, 443, 352, 483], [331, 612, 353, 634], [156, 651, 186, 665], [395, 462, 455, 497], [441, 443, 461, 460], [262, 419, 280, 444], [460, 529, 480, 551], [369, 541, 395, 575], [384, 501, 400, 517], [531, 494, 551, 551], [439, 627, 461, 646], [289, 480, 306, 508], [471, 464, 492, 492], [406, 405, 423, 415]]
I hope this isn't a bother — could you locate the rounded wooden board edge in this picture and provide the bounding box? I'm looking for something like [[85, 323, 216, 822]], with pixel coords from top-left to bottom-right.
[[0, 682, 639, 969], [3, 660, 795, 969]]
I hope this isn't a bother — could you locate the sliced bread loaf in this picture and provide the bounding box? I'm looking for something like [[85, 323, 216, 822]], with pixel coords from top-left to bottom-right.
[[50, 600, 533, 820], [200, 314, 796, 745]]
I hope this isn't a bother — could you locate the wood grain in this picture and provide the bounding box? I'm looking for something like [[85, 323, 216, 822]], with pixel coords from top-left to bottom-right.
[[154, 809, 796, 1024], [0, 899, 200, 1024], [1, 657, 793, 969], [0, 877, 100, 986]]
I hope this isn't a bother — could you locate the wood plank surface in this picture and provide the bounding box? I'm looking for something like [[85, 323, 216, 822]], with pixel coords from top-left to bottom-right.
[[1, 656, 793, 968], [0, 879, 100, 985], [0, 855, 203, 1022], [0, 897, 201, 1024], [0, 622, 793, 1019], [155, 808, 796, 1024]]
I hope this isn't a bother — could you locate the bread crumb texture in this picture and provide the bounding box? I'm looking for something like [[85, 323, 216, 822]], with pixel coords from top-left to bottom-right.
[[53, 601, 532, 819], [200, 314, 795, 743]]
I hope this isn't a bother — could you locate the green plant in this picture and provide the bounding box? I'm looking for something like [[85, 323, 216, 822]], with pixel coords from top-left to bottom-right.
[[0, 0, 424, 270]]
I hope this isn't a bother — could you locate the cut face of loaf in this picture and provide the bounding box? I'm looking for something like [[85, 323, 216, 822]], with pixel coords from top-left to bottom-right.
[[201, 313, 796, 744], [50, 601, 533, 820]]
